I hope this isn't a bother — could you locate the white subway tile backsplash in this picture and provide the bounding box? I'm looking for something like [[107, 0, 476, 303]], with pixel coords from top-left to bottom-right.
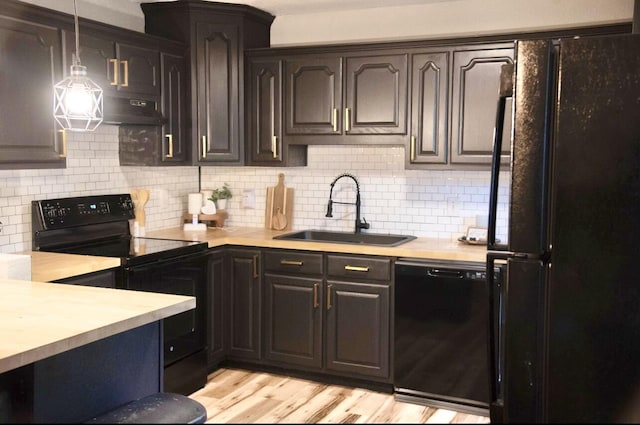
[[0, 129, 509, 253]]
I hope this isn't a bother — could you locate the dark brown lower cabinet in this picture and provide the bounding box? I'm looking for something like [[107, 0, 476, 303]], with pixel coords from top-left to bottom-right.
[[325, 280, 390, 379], [261, 249, 392, 383], [207, 250, 226, 368], [264, 274, 322, 369], [226, 248, 262, 361]]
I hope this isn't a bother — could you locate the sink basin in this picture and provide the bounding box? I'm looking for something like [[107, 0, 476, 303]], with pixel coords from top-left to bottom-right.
[[273, 230, 416, 247]]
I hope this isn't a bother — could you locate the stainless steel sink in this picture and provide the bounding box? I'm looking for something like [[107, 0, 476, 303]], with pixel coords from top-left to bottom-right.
[[273, 230, 416, 247]]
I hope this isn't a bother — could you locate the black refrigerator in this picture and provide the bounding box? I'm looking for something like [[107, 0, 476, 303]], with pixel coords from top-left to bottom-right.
[[486, 34, 640, 423]]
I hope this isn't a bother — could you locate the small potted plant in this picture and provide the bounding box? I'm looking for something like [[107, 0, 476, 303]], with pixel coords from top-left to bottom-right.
[[209, 183, 232, 210]]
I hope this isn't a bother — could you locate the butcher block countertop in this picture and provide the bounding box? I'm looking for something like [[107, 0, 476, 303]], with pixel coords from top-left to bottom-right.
[[23, 227, 486, 282], [146, 226, 488, 263], [0, 278, 195, 374], [27, 251, 121, 282]]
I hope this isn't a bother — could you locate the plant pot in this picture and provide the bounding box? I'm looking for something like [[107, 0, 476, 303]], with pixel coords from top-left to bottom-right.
[[216, 199, 227, 210]]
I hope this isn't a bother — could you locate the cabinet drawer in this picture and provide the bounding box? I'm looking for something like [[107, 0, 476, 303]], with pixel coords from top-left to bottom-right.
[[264, 250, 323, 275], [327, 255, 391, 282]]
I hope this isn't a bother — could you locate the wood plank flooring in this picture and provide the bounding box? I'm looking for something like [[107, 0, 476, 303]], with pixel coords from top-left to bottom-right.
[[190, 367, 490, 423]]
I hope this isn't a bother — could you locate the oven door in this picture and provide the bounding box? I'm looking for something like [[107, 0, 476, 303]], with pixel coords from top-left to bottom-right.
[[124, 252, 208, 367]]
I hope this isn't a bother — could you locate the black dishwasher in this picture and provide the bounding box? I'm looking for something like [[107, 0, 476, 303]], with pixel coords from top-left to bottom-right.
[[394, 259, 503, 415]]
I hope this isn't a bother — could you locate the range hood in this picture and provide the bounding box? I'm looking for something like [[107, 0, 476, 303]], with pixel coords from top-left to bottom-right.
[[103, 96, 165, 126]]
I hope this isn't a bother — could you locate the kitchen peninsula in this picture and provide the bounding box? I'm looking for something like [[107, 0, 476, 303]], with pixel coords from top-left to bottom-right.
[[0, 278, 195, 423]]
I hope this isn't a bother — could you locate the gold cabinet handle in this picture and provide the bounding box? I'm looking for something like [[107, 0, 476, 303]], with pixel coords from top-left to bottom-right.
[[332, 108, 338, 132], [327, 284, 332, 310], [345, 265, 370, 272], [272, 136, 278, 159], [58, 130, 67, 158], [344, 108, 351, 132], [165, 134, 173, 158], [201, 135, 207, 158], [313, 283, 319, 308], [121, 60, 129, 87], [410, 135, 416, 161], [110, 58, 118, 86], [280, 260, 303, 266], [252, 254, 259, 279]]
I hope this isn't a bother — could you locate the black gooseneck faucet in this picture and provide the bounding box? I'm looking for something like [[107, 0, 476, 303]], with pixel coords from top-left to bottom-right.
[[325, 173, 370, 233]]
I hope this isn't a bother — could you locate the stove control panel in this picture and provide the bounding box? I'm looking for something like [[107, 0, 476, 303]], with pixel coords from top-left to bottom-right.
[[32, 194, 135, 230]]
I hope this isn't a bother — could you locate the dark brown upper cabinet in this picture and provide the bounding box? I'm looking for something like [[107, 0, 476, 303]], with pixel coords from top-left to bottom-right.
[[450, 44, 514, 166], [0, 5, 66, 169], [65, 31, 160, 98], [159, 52, 188, 163], [407, 50, 450, 167], [245, 56, 306, 166], [142, 0, 274, 166], [282, 52, 408, 145], [345, 54, 408, 136], [284, 56, 343, 136], [118, 51, 189, 166]]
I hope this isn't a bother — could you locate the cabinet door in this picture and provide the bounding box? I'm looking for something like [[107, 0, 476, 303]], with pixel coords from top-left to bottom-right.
[[226, 249, 261, 360], [116, 42, 160, 97], [66, 32, 159, 97], [408, 51, 449, 166], [160, 52, 188, 163], [246, 58, 283, 164], [344, 54, 408, 135], [207, 250, 226, 367], [284, 56, 342, 135], [264, 274, 322, 369], [195, 22, 241, 164], [66, 30, 116, 94], [325, 281, 390, 379], [451, 46, 513, 165], [0, 16, 66, 169]]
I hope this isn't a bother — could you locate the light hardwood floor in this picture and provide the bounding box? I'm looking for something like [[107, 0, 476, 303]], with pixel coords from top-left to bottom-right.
[[190, 367, 490, 423]]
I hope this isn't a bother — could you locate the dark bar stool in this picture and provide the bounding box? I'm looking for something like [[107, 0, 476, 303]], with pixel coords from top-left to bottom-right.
[[86, 392, 207, 424]]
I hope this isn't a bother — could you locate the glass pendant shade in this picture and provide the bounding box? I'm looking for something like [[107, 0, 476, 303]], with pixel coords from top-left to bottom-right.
[[53, 64, 104, 132]]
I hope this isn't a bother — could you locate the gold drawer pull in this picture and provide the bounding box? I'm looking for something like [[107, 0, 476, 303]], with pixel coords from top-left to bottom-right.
[[58, 130, 67, 158], [280, 260, 303, 266], [345, 265, 369, 272], [327, 284, 332, 310], [201, 135, 207, 158], [165, 134, 173, 158], [272, 136, 278, 159], [313, 283, 319, 308], [410, 135, 416, 161], [121, 60, 129, 87], [252, 254, 259, 278], [345, 107, 351, 132], [110, 58, 118, 85], [332, 108, 338, 132]]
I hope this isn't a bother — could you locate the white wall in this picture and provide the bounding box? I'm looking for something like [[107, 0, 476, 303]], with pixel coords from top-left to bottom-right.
[[16, 0, 634, 44], [271, 0, 634, 46]]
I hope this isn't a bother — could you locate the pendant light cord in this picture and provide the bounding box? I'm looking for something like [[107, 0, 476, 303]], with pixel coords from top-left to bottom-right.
[[73, 0, 80, 65]]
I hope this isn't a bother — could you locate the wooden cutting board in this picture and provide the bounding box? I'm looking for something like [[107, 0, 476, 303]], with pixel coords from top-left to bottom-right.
[[265, 173, 294, 230]]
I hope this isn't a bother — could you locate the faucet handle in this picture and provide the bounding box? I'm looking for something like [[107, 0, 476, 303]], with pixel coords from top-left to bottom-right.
[[359, 217, 370, 230]]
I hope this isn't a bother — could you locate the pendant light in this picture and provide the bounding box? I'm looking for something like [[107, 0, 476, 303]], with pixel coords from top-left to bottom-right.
[[53, 0, 103, 132]]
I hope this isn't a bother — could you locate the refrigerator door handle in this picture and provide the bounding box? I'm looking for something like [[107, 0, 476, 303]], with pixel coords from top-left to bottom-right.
[[488, 64, 513, 251]]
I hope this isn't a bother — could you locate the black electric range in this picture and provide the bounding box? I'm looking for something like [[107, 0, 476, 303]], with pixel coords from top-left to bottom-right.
[[32, 194, 208, 268], [31, 194, 209, 396]]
